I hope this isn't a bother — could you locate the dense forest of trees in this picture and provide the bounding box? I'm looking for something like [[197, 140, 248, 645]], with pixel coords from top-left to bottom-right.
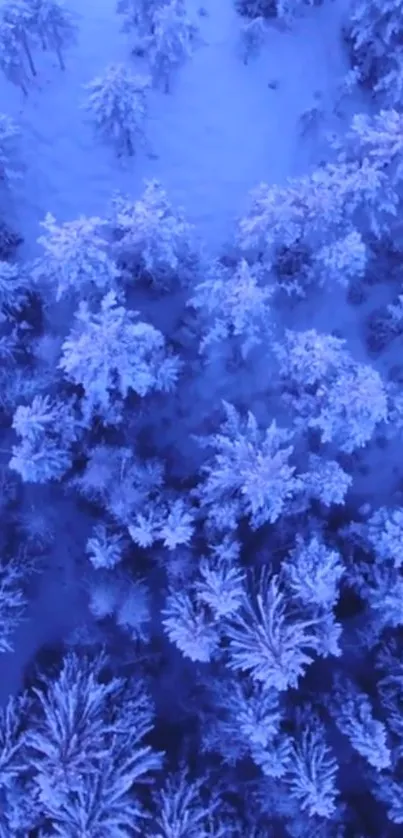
[[0, 0, 403, 835]]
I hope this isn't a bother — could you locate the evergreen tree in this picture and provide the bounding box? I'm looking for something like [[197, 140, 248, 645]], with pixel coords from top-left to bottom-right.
[[26, 0, 78, 70], [149, 0, 197, 93], [10, 394, 79, 483], [1, 1, 37, 77], [109, 180, 195, 288], [34, 212, 119, 301], [84, 65, 150, 156], [0, 20, 30, 94], [59, 291, 181, 421]]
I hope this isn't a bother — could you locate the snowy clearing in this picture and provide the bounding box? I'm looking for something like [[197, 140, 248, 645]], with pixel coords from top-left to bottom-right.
[[1, 0, 350, 255]]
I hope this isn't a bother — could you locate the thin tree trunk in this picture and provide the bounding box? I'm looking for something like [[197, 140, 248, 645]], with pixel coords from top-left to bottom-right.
[[52, 27, 65, 69], [126, 131, 134, 156], [22, 32, 37, 76], [55, 43, 65, 70]]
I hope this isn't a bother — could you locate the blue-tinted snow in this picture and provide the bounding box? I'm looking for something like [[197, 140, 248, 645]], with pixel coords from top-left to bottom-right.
[[1, 0, 349, 256]]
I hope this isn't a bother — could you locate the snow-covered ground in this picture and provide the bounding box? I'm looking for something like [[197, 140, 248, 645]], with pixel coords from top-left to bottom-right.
[[1, 0, 350, 255], [0, 0, 356, 699]]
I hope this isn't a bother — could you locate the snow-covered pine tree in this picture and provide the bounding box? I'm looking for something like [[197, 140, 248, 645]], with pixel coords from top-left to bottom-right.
[[28, 652, 163, 830], [0, 219, 22, 261], [72, 444, 165, 526], [34, 212, 119, 301], [238, 16, 265, 64], [0, 113, 22, 186], [0, 260, 29, 315], [286, 722, 339, 818], [0, 558, 26, 652], [128, 496, 195, 550], [338, 109, 403, 193], [225, 573, 327, 691], [200, 671, 284, 768], [83, 64, 150, 156], [0, 695, 39, 836], [274, 329, 388, 452], [349, 559, 403, 637], [149, 770, 228, 838], [190, 258, 274, 357], [283, 536, 344, 610], [86, 524, 125, 570], [366, 506, 403, 567], [116, 0, 165, 36], [235, 0, 276, 19], [330, 678, 391, 770], [0, 695, 28, 787], [195, 551, 246, 619], [0, 20, 30, 94], [109, 180, 196, 288], [59, 291, 181, 421], [149, 0, 198, 93], [236, 0, 317, 21], [10, 394, 80, 483], [1, 1, 38, 76], [162, 589, 219, 662], [345, 0, 403, 105], [238, 158, 385, 296], [26, 0, 78, 70], [197, 401, 302, 532]]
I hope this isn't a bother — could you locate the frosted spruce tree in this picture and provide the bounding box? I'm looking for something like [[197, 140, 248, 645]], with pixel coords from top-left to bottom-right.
[[72, 444, 165, 527], [116, 0, 165, 37], [149, 0, 198, 93], [83, 64, 151, 157], [0, 260, 30, 314], [59, 291, 181, 422], [225, 572, 340, 691], [286, 722, 339, 819], [28, 652, 163, 833], [86, 524, 125, 570], [345, 0, 403, 105], [237, 156, 387, 296], [196, 401, 302, 533], [0, 695, 38, 835], [337, 108, 403, 202], [0, 113, 22, 185], [163, 588, 219, 662], [199, 671, 285, 768], [10, 394, 80, 483], [25, 0, 78, 70], [190, 258, 274, 357], [34, 212, 119, 301], [235, 0, 314, 21], [150, 770, 230, 838], [0, 558, 26, 652], [283, 536, 344, 611], [128, 496, 195, 550], [0, 19, 30, 94], [330, 678, 391, 770], [1, 1, 38, 77], [274, 329, 388, 453], [109, 180, 196, 288]]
